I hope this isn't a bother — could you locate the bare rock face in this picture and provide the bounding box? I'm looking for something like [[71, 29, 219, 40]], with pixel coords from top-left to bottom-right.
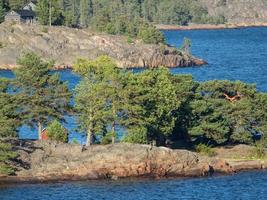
[[0, 23, 206, 69], [198, 0, 267, 24], [6, 141, 211, 182]]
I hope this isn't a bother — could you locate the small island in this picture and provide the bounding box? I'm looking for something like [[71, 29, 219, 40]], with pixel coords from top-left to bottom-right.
[[0, 53, 266, 183]]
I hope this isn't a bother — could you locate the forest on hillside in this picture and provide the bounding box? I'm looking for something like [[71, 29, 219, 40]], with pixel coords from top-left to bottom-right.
[[0, 0, 226, 28]]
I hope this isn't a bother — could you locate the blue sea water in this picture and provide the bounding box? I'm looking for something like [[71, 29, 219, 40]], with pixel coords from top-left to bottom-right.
[[0, 28, 267, 199], [0, 171, 267, 200]]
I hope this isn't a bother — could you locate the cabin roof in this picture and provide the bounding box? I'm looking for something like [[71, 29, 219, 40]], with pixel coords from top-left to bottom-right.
[[13, 9, 36, 17]]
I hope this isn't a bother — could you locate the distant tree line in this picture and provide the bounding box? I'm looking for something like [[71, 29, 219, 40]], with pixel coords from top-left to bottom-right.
[[0, 1, 226, 41]]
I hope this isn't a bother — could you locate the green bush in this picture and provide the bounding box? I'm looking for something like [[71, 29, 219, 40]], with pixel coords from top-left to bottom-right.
[[127, 36, 134, 44], [251, 137, 267, 159], [46, 120, 68, 143], [101, 135, 112, 145], [137, 24, 165, 44], [195, 143, 216, 157], [122, 127, 148, 144], [0, 41, 3, 48]]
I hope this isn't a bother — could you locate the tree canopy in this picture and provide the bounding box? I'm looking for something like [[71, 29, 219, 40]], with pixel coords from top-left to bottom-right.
[[73, 56, 267, 146], [14, 52, 71, 139]]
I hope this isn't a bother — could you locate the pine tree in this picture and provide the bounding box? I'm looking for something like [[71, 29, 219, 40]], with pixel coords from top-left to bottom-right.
[[79, 0, 90, 27], [14, 52, 71, 140], [0, 78, 20, 138], [36, 0, 50, 25], [8, 0, 26, 10]]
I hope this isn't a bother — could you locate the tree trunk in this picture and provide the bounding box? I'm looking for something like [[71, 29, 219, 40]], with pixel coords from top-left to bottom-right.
[[111, 122, 115, 144], [86, 128, 93, 146], [38, 121, 42, 140], [49, 0, 52, 26]]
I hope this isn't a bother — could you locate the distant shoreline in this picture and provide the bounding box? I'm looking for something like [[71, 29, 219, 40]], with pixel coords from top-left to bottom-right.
[[156, 23, 267, 31]]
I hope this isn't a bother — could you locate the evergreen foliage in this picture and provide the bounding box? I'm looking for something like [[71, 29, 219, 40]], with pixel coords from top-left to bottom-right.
[[14, 52, 71, 139], [74, 56, 267, 146], [0, 78, 20, 137], [46, 120, 68, 142], [0, 141, 17, 175]]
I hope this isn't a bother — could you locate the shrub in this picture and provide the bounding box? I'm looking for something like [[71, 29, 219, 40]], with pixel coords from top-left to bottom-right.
[[101, 135, 112, 145], [46, 120, 68, 143], [251, 137, 267, 159], [137, 24, 165, 44], [195, 143, 217, 157], [127, 36, 134, 44], [122, 127, 148, 144]]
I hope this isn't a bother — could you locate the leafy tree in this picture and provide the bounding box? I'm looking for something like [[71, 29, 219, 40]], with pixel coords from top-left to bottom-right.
[[187, 80, 261, 145], [46, 120, 68, 142], [74, 56, 128, 145], [8, 0, 26, 10], [130, 68, 180, 144], [14, 52, 71, 140], [74, 77, 107, 146]]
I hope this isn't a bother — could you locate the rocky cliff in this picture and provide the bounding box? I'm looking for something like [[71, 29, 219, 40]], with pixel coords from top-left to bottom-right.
[[0, 141, 265, 184], [0, 22, 206, 69], [199, 0, 267, 24]]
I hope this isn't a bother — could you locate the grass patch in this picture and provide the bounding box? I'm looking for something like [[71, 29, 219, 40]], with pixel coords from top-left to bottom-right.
[[195, 143, 217, 157]]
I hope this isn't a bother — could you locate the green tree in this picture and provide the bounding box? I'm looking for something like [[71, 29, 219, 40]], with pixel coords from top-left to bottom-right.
[[8, 0, 26, 10], [36, 0, 50, 25], [74, 56, 127, 145], [74, 57, 108, 146], [79, 0, 91, 27], [0, 78, 20, 138], [14, 52, 71, 140], [128, 68, 179, 144], [181, 37, 192, 54], [74, 77, 107, 146], [46, 120, 68, 142], [36, 0, 62, 26]]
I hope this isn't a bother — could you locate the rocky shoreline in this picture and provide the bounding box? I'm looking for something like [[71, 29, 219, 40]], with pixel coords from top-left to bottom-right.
[[156, 23, 267, 31], [0, 22, 206, 70], [0, 141, 265, 184]]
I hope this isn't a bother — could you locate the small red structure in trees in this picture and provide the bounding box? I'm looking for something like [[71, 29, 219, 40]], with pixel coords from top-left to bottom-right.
[[41, 128, 49, 140]]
